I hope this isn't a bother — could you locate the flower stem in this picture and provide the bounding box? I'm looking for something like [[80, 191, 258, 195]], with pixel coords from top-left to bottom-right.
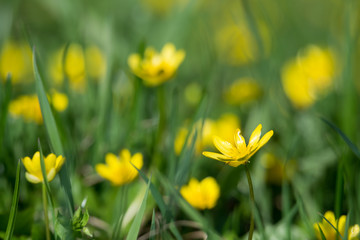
[[245, 164, 255, 240], [42, 183, 51, 240]]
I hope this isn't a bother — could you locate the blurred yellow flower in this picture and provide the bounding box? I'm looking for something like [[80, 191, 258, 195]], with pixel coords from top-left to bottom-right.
[[281, 45, 336, 109], [9, 92, 69, 124], [260, 153, 297, 185], [50, 90, 69, 112], [9, 95, 43, 124], [314, 211, 360, 240], [174, 113, 240, 155], [225, 78, 262, 105], [22, 151, 65, 184], [128, 43, 185, 87], [65, 44, 86, 91], [95, 149, 143, 186], [203, 124, 273, 167], [85, 45, 106, 80], [180, 177, 220, 210], [0, 41, 32, 83], [49, 44, 106, 91]]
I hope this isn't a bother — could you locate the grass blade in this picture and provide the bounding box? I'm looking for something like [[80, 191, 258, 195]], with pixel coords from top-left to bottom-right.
[[4, 159, 21, 240], [321, 117, 360, 159], [149, 209, 156, 240], [33, 48, 74, 213], [127, 177, 151, 240]]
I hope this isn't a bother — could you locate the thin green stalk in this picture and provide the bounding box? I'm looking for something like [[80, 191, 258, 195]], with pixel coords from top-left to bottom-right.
[[245, 164, 255, 240], [42, 183, 51, 240]]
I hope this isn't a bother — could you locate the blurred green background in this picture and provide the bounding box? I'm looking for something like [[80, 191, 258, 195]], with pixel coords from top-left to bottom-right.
[[1, 0, 360, 239]]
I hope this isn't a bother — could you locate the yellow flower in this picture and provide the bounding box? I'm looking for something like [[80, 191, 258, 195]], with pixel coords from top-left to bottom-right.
[[95, 149, 143, 186], [9, 92, 68, 124], [203, 124, 273, 167], [85, 45, 106, 80], [9, 95, 43, 124], [314, 211, 360, 240], [128, 43, 185, 87], [225, 78, 262, 105], [0, 41, 32, 84], [281, 45, 336, 109], [180, 177, 220, 210], [260, 153, 297, 185], [22, 151, 65, 184], [50, 90, 69, 112], [64, 44, 86, 91]]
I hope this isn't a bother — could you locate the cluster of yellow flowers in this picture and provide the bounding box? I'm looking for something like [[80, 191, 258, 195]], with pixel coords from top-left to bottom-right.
[[174, 113, 240, 155], [128, 43, 185, 87], [49, 43, 106, 92], [0, 41, 32, 84], [281, 45, 336, 109], [314, 211, 360, 240], [9, 91, 68, 124]]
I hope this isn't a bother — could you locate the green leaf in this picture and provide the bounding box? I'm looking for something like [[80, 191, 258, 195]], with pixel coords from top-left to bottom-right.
[[321, 117, 360, 159], [149, 209, 156, 240], [4, 159, 21, 240], [127, 177, 151, 240], [33, 48, 74, 213]]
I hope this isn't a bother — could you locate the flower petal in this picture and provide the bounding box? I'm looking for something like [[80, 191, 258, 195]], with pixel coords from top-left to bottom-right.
[[25, 172, 42, 184], [234, 129, 247, 153], [22, 156, 35, 174], [248, 124, 262, 150], [258, 130, 274, 149], [213, 136, 238, 158], [202, 151, 234, 162], [95, 164, 112, 180], [45, 153, 57, 172], [47, 168, 56, 182], [55, 155, 65, 172], [120, 149, 131, 162], [131, 153, 143, 169], [105, 153, 118, 167]]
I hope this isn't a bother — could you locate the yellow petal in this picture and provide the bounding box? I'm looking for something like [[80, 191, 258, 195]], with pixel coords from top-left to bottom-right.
[[248, 124, 262, 150], [200, 177, 220, 209], [213, 136, 238, 158], [120, 149, 131, 162], [55, 155, 65, 172], [131, 153, 143, 169], [323, 211, 336, 226], [25, 172, 42, 184], [226, 160, 247, 167], [95, 164, 112, 180], [349, 224, 360, 239], [45, 153, 57, 172], [202, 151, 234, 161], [105, 153, 119, 167], [22, 156, 35, 174], [32, 152, 41, 174], [234, 129, 247, 153], [47, 168, 56, 182], [258, 130, 274, 149], [128, 54, 141, 71]]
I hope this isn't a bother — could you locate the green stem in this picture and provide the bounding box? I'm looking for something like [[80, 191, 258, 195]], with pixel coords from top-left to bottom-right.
[[42, 183, 51, 240], [245, 164, 255, 240]]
